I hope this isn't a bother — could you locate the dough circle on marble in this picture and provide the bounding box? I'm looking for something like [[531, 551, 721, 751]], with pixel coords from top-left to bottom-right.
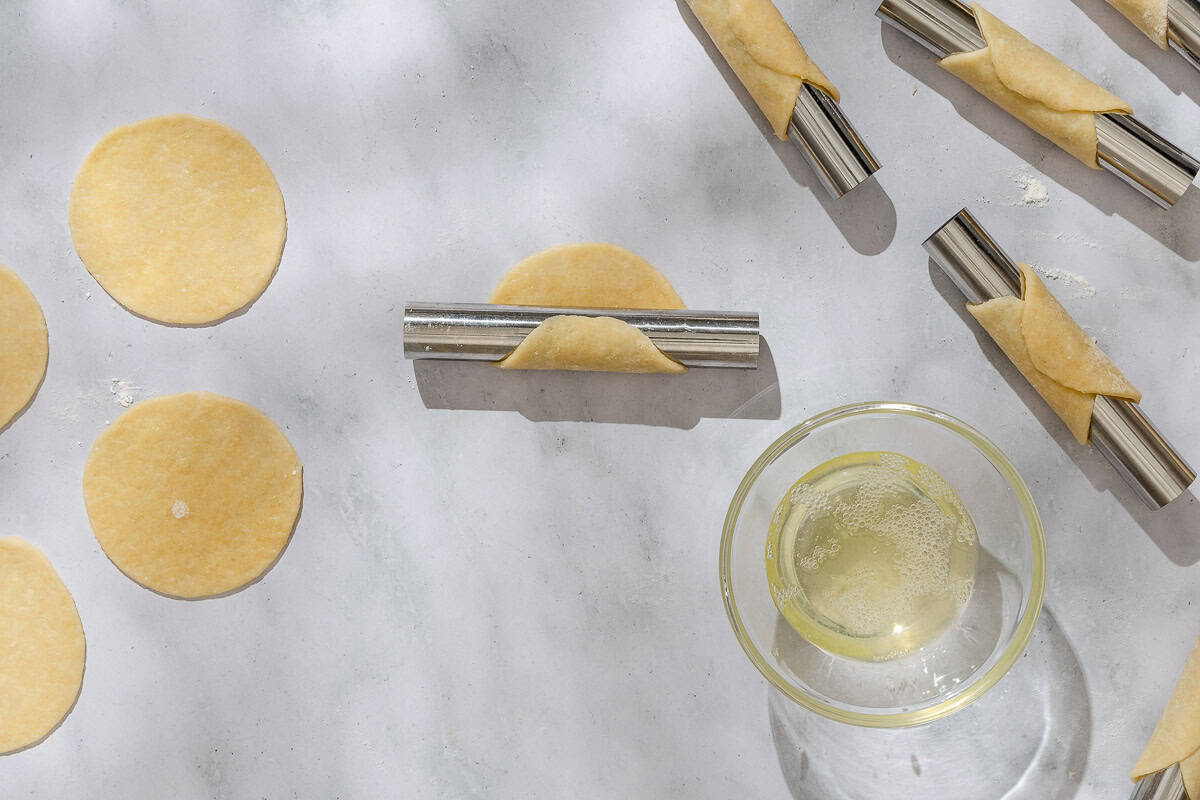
[[68, 114, 286, 324], [490, 243, 686, 373], [0, 537, 86, 756], [0, 264, 48, 431], [83, 392, 303, 599]]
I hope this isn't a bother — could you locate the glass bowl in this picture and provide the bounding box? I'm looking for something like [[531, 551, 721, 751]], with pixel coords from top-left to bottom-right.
[[720, 401, 1045, 728]]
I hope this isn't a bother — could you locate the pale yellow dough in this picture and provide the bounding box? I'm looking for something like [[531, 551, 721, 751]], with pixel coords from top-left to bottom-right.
[[967, 263, 1139, 444], [940, 4, 1132, 167], [686, 0, 839, 139], [490, 243, 687, 374], [1133, 632, 1200, 796], [83, 392, 303, 599], [1108, 0, 1169, 48], [501, 316, 686, 373], [0, 537, 85, 755], [69, 114, 286, 324], [0, 264, 48, 431]]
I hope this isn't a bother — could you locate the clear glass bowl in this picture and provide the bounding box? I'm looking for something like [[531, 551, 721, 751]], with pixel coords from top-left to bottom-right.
[[720, 401, 1046, 728]]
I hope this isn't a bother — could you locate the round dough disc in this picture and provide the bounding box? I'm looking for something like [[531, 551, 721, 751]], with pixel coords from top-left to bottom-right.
[[0, 265, 48, 431], [83, 392, 303, 599], [68, 114, 286, 324], [488, 242, 685, 309], [0, 537, 86, 755]]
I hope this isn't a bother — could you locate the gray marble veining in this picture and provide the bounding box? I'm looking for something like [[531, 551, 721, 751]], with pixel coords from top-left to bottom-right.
[[1, 1, 1198, 798]]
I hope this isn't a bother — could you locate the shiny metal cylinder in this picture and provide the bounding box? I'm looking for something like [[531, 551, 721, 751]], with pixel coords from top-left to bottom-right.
[[877, 0, 1200, 206], [877, 0, 983, 57], [1168, 0, 1200, 72], [403, 302, 760, 369], [1092, 395, 1197, 509], [1096, 113, 1200, 208], [920, 206, 1020, 302], [1130, 763, 1186, 800], [923, 209, 1196, 509], [787, 83, 881, 198]]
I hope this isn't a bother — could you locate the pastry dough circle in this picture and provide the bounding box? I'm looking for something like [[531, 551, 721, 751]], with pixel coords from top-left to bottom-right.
[[0, 264, 48, 431], [68, 114, 286, 324], [490, 243, 687, 374], [489, 242, 685, 310], [0, 537, 86, 755], [501, 315, 686, 373], [83, 392, 303, 599]]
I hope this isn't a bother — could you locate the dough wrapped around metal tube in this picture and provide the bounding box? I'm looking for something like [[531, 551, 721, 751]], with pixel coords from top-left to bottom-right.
[[966, 263, 1139, 444], [489, 243, 687, 374], [685, 0, 839, 139], [939, 4, 1132, 167], [1132, 633, 1200, 797], [1109, 0, 1170, 47]]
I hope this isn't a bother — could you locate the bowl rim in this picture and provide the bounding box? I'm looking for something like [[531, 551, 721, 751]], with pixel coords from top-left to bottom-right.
[[719, 400, 1046, 728]]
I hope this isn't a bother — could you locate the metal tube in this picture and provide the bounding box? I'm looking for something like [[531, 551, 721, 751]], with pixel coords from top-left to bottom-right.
[[787, 83, 880, 198], [1130, 763, 1187, 800], [1168, 0, 1200, 72], [877, 0, 1200, 206], [877, 0, 983, 57], [923, 209, 1196, 509], [403, 302, 760, 369], [1096, 113, 1200, 209]]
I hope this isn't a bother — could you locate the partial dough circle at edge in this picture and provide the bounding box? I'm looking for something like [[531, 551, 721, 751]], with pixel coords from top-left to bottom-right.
[[0, 265, 49, 431], [0, 536, 86, 756]]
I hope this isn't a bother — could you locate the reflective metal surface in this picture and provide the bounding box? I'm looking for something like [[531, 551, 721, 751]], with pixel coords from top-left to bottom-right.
[[787, 83, 880, 199], [877, 0, 983, 57], [1096, 113, 1200, 208], [878, 0, 1200, 206], [920, 207, 1020, 303], [923, 209, 1196, 509], [1169, 0, 1200, 72], [1092, 395, 1197, 509], [403, 302, 760, 369], [1130, 763, 1187, 800]]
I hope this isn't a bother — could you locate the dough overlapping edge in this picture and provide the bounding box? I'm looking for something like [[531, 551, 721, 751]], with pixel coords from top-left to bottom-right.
[[0, 264, 49, 431], [1132, 633, 1200, 796], [489, 243, 687, 374], [1108, 0, 1170, 48], [686, 0, 839, 139], [0, 536, 86, 756], [966, 263, 1139, 444], [939, 4, 1132, 167]]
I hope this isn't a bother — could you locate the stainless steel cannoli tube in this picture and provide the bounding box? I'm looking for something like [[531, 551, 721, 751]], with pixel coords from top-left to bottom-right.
[[403, 303, 761, 369], [879, 0, 1200, 207], [923, 209, 1195, 509]]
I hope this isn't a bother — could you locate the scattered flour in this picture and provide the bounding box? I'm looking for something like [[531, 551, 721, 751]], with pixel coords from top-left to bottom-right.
[[171, 500, 190, 519], [1053, 231, 1100, 249], [1009, 172, 1049, 207], [109, 378, 137, 407], [1033, 265, 1097, 298]]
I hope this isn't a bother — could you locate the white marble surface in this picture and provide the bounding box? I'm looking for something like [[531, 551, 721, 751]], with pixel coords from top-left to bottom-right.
[[1, 1, 1199, 797]]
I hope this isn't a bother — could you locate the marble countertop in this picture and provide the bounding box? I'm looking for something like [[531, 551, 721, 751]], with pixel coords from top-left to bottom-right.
[[2, 0, 1199, 797]]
